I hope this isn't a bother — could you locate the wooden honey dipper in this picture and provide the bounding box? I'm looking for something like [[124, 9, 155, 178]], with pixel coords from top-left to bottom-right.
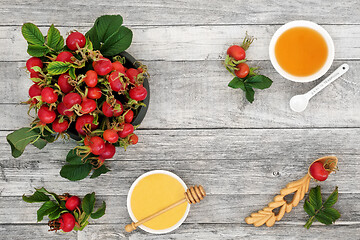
[[125, 185, 206, 232]]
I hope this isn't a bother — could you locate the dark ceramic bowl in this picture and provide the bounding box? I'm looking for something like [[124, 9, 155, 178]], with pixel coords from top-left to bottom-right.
[[67, 51, 150, 141]]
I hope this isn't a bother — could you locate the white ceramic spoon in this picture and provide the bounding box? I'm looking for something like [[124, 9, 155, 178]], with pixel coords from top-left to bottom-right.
[[290, 63, 350, 112]]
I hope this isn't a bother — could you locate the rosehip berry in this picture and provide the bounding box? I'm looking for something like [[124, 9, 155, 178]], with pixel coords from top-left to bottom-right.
[[41, 87, 58, 104], [87, 87, 102, 99], [124, 110, 134, 123], [59, 213, 75, 232], [80, 98, 96, 114], [129, 85, 147, 101], [93, 57, 112, 76], [65, 196, 81, 211], [66, 32, 86, 50], [118, 123, 134, 138], [99, 143, 116, 159], [58, 73, 74, 94], [26, 57, 43, 74], [63, 92, 82, 108], [56, 52, 74, 63], [126, 68, 139, 84], [103, 129, 119, 143], [84, 70, 98, 87], [29, 84, 42, 98], [109, 71, 127, 92], [57, 102, 74, 117], [75, 115, 98, 135], [88, 136, 105, 155], [129, 134, 138, 145], [52, 118, 69, 133], [112, 61, 126, 73], [38, 105, 56, 124]]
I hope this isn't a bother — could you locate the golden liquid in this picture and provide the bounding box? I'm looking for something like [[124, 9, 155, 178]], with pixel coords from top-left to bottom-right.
[[130, 173, 187, 230], [275, 27, 328, 76]]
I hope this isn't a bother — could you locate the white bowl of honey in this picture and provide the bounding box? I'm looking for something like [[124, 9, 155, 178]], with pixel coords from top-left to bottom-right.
[[127, 170, 190, 234], [269, 20, 334, 82]]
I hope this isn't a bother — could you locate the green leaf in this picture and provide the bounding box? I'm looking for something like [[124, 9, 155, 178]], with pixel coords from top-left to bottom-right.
[[82, 192, 96, 215], [22, 191, 50, 203], [66, 149, 83, 165], [322, 208, 341, 222], [7, 128, 41, 158], [90, 164, 110, 178], [27, 44, 49, 57], [244, 84, 255, 103], [48, 208, 68, 220], [91, 201, 106, 219], [47, 24, 61, 50], [22, 23, 45, 45], [47, 61, 71, 75], [36, 187, 61, 205], [228, 77, 245, 91], [32, 138, 48, 150], [69, 67, 76, 79], [95, 15, 123, 41], [85, 27, 100, 50], [245, 75, 273, 89], [60, 163, 93, 181], [315, 211, 333, 225], [37, 201, 59, 222], [304, 217, 315, 229], [309, 186, 322, 210], [303, 200, 315, 216], [55, 36, 64, 52], [323, 186, 338, 208], [100, 26, 133, 56]]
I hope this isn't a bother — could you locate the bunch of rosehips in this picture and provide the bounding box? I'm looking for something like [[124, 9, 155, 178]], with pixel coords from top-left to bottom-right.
[[25, 31, 148, 170], [225, 33, 273, 103], [23, 188, 106, 232]]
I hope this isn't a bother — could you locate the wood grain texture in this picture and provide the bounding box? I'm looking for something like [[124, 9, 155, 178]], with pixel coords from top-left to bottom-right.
[[1, 192, 359, 224], [1, 0, 360, 26], [1, 25, 360, 61], [1, 60, 360, 130], [77, 224, 360, 240], [0, 129, 359, 196]]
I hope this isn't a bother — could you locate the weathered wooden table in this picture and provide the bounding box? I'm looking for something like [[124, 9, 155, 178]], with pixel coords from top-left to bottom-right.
[[0, 1, 359, 239]]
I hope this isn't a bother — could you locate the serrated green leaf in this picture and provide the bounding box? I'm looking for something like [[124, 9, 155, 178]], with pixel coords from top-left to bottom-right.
[[303, 200, 315, 216], [69, 67, 76, 79], [85, 27, 100, 50], [32, 138, 47, 150], [7, 128, 41, 158], [55, 36, 64, 52], [22, 23, 44, 45], [36, 187, 61, 205], [316, 211, 333, 225], [84, 37, 93, 51], [90, 164, 110, 178], [47, 24, 61, 50], [66, 149, 83, 165], [323, 186, 338, 208], [22, 191, 50, 203], [245, 75, 273, 89], [82, 192, 96, 215], [322, 208, 341, 222], [309, 186, 322, 210], [228, 77, 245, 91], [94, 15, 123, 41], [27, 44, 49, 57], [244, 84, 255, 103], [47, 61, 71, 75], [60, 163, 92, 181], [100, 26, 133, 56], [91, 201, 106, 219], [48, 208, 68, 220], [37, 201, 59, 222]]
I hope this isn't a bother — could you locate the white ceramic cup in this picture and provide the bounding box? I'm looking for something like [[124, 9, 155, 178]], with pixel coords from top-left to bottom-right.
[[269, 20, 335, 82], [127, 170, 190, 234]]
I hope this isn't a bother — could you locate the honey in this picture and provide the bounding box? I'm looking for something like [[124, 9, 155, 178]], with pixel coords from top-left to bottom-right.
[[130, 173, 188, 230], [275, 27, 328, 76]]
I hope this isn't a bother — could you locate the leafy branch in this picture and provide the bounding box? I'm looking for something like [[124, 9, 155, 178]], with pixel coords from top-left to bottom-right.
[[303, 186, 340, 229]]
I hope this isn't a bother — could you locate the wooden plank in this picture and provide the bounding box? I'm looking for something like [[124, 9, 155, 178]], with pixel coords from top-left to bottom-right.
[[1, 60, 360, 130], [0, 128, 359, 196], [0, 0, 359, 26], [1, 25, 360, 61], [1, 193, 358, 224], [0, 225, 76, 240], [77, 223, 360, 240]]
